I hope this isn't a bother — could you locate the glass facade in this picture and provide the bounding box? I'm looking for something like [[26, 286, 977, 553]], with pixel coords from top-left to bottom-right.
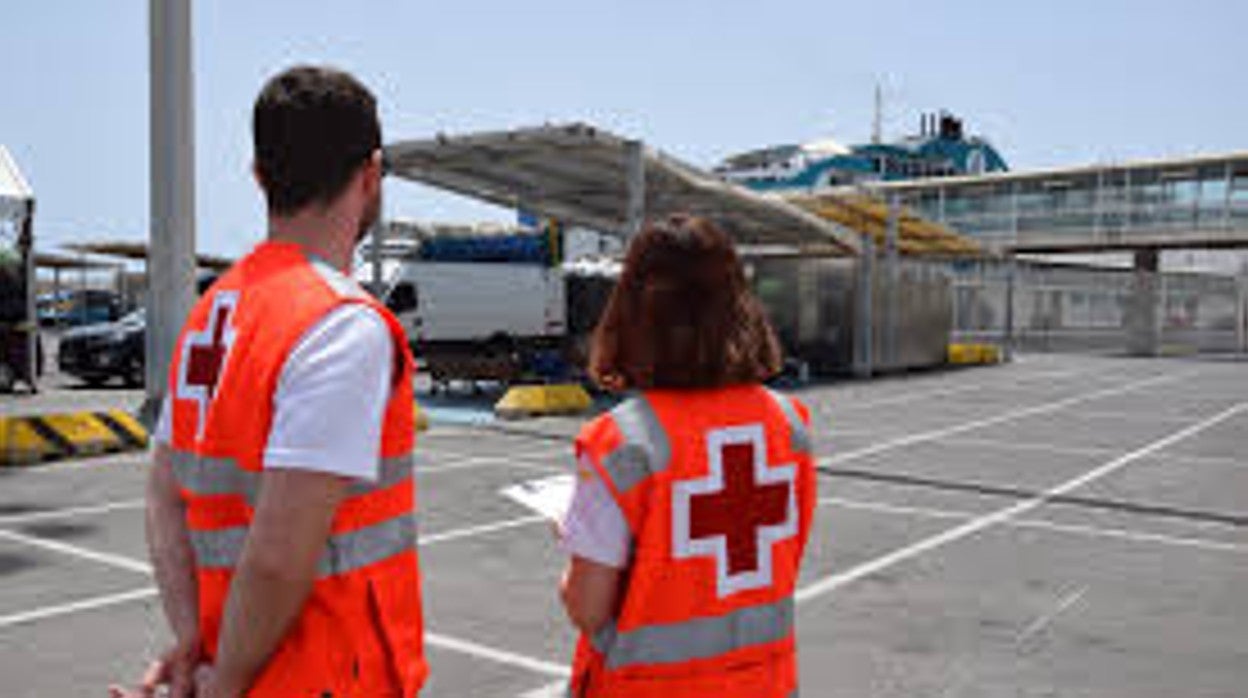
[[876, 156, 1248, 251]]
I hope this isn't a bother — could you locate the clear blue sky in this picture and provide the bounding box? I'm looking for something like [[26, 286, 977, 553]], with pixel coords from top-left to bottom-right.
[[1, 0, 1245, 257]]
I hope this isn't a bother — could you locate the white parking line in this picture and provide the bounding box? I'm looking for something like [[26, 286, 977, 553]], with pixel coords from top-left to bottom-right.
[[0, 528, 152, 574], [426, 632, 570, 679], [1055, 410, 1193, 425], [817, 497, 1247, 553], [926, 437, 1118, 459], [909, 436, 1248, 470], [0, 583, 573, 681], [1015, 586, 1088, 648], [519, 679, 571, 697], [796, 401, 1248, 604], [828, 366, 1093, 412], [819, 372, 1182, 467], [0, 499, 145, 526], [420, 515, 548, 544], [0, 586, 158, 629], [419, 455, 563, 475], [0, 526, 571, 679]]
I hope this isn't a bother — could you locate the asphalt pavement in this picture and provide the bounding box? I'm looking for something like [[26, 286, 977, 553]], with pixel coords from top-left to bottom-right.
[[0, 353, 1245, 697]]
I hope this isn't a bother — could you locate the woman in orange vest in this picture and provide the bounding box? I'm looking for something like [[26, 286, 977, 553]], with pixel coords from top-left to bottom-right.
[[557, 215, 817, 697]]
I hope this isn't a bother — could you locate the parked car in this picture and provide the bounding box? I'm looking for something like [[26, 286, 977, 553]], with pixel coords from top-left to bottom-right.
[[38, 289, 121, 327], [58, 308, 145, 387]]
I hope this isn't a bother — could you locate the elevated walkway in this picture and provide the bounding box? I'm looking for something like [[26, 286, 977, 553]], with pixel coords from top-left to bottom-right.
[[859, 152, 1248, 253]]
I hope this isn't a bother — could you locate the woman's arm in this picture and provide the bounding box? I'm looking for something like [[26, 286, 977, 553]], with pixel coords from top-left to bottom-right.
[[560, 555, 623, 636]]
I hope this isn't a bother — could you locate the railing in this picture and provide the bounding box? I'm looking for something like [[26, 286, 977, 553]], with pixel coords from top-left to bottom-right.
[[861, 154, 1248, 251]]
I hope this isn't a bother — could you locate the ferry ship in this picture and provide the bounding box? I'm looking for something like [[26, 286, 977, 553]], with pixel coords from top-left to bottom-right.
[[716, 112, 1008, 192]]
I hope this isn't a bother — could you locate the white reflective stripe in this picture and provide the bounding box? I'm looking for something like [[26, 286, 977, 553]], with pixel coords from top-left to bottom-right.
[[189, 515, 417, 577], [596, 596, 794, 669], [600, 396, 669, 494], [172, 449, 412, 500], [766, 389, 811, 455]]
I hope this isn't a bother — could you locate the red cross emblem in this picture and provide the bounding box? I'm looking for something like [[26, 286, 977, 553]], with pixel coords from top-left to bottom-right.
[[176, 291, 239, 437], [673, 424, 798, 598]]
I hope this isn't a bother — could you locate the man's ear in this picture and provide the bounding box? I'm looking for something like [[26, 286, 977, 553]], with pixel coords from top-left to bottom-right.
[[362, 149, 384, 195]]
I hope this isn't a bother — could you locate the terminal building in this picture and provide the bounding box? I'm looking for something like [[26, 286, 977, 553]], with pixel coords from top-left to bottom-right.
[[713, 115, 1247, 358]]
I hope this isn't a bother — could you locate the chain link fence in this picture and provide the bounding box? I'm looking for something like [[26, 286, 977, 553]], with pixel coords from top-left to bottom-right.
[[948, 258, 1247, 355]]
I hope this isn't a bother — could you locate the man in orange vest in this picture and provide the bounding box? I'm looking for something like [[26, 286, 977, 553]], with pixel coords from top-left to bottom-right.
[[111, 66, 426, 698]]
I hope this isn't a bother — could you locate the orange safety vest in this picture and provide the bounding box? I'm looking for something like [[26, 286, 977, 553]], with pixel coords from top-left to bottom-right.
[[570, 385, 815, 698], [167, 241, 427, 697]]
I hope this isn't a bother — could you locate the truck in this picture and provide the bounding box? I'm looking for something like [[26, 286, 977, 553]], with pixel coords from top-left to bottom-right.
[[359, 227, 604, 389]]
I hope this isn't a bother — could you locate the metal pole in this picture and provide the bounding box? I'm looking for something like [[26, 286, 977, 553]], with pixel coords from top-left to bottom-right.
[[1005, 184, 1019, 357], [624, 140, 645, 237], [1192, 174, 1203, 232], [1224, 161, 1234, 231], [20, 201, 36, 390], [1238, 271, 1247, 355], [146, 0, 197, 419], [854, 236, 875, 378], [884, 194, 900, 369], [1094, 169, 1104, 242], [1123, 169, 1133, 237], [1004, 253, 1016, 362]]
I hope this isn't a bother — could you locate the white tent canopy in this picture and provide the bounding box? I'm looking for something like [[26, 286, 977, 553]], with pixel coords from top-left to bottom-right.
[[0, 145, 33, 222], [385, 123, 860, 255]]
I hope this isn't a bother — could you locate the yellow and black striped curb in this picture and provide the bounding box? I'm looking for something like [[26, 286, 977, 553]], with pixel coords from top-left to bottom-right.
[[947, 343, 1003, 366], [0, 410, 149, 466], [495, 384, 593, 420]]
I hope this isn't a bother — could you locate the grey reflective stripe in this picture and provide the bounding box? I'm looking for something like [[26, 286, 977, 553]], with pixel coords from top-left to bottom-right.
[[601, 597, 794, 669], [171, 450, 413, 501], [170, 450, 258, 498], [318, 515, 417, 577], [766, 389, 811, 455], [601, 396, 669, 493], [590, 619, 619, 654], [189, 525, 248, 570], [348, 454, 415, 496], [189, 515, 417, 577]]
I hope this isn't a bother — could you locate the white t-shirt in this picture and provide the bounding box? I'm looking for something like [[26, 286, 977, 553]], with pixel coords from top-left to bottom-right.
[[154, 304, 394, 482], [558, 454, 632, 569]]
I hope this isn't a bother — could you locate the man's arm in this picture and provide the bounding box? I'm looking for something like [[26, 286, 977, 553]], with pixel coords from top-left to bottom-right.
[[205, 469, 349, 697], [142, 442, 203, 697]]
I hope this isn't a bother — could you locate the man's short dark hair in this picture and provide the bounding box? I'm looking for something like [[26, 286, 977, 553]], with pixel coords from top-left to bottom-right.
[[253, 65, 381, 215]]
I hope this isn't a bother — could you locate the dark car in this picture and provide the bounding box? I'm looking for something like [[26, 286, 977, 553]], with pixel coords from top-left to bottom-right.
[[39, 289, 121, 327], [58, 308, 145, 387]]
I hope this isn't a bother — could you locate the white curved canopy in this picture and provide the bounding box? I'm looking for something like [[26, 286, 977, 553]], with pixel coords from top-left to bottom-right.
[[0, 145, 33, 222], [385, 123, 860, 255]]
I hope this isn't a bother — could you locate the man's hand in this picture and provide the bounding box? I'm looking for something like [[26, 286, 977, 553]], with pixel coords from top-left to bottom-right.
[[107, 638, 201, 698]]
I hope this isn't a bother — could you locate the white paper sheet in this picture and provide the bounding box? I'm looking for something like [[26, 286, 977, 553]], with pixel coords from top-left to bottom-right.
[[501, 474, 576, 522]]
